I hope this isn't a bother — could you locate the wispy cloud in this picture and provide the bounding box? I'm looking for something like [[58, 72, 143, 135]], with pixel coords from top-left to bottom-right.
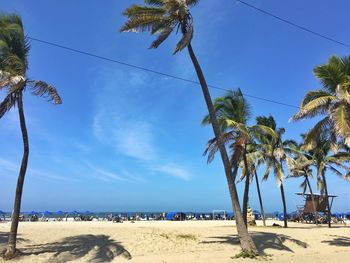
[[85, 162, 124, 182], [153, 164, 191, 181], [91, 68, 192, 181], [0, 157, 78, 183]]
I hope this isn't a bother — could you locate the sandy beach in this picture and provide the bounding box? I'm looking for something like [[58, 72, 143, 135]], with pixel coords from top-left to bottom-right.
[[1, 220, 350, 262]]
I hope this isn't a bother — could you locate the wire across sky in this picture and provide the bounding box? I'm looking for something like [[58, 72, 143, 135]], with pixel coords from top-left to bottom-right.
[[26, 1, 349, 110]]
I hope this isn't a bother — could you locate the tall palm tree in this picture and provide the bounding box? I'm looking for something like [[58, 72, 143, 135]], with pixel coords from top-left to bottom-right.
[[202, 90, 273, 227], [291, 55, 350, 150], [0, 14, 62, 259], [202, 89, 252, 226], [255, 115, 290, 227], [120, 1, 258, 254], [307, 134, 350, 227]]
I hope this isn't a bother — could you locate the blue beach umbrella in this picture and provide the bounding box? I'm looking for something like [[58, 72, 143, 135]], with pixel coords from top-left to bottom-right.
[[83, 210, 92, 215], [55, 211, 65, 215], [0, 210, 5, 215], [43, 211, 52, 216], [70, 211, 79, 215], [29, 211, 39, 216]]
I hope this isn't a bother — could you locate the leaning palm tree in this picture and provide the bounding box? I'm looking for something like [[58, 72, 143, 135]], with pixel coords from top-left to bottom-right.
[[0, 14, 62, 259], [291, 55, 350, 150], [256, 115, 290, 228], [120, 1, 258, 254]]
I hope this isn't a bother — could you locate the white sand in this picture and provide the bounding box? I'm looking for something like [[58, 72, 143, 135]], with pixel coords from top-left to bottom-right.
[[1, 220, 350, 262]]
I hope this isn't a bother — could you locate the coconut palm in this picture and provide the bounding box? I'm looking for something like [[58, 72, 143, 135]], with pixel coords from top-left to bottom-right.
[[291, 55, 350, 150], [242, 143, 267, 226], [255, 115, 290, 228], [202, 89, 252, 226], [202, 90, 274, 227], [0, 14, 62, 259], [307, 134, 350, 227], [285, 139, 318, 224], [120, 1, 258, 254]]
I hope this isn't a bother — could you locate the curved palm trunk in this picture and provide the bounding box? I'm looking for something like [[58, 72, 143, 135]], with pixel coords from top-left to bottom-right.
[[254, 169, 266, 226], [242, 151, 250, 227], [187, 43, 257, 254], [4, 92, 29, 259], [305, 176, 318, 225], [280, 182, 288, 228], [321, 172, 331, 228]]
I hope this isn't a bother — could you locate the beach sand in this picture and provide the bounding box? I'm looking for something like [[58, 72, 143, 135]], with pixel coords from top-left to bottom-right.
[[1, 220, 350, 262]]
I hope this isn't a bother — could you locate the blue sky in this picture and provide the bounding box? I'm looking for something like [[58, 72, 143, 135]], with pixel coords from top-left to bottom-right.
[[1, 0, 350, 213]]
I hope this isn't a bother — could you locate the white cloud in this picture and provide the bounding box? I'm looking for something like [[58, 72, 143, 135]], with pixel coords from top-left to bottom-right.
[[91, 68, 191, 181], [85, 162, 124, 182], [153, 164, 191, 181], [0, 157, 77, 182]]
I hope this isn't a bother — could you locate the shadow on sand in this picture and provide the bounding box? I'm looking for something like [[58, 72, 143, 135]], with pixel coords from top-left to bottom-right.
[[322, 235, 350, 247], [22, 234, 132, 262], [201, 232, 307, 254], [0, 232, 28, 245]]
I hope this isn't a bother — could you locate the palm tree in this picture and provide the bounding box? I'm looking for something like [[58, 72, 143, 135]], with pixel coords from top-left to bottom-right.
[[291, 55, 350, 150], [255, 115, 290, 227], [285, 139, 318, 224], [0, 14, 62, 259], [307, 134, 350, 227], [202, 90, 273, 227], [202, 89, 252, 226], [242, 143, 267, 226], [120, 1, 258, 254]]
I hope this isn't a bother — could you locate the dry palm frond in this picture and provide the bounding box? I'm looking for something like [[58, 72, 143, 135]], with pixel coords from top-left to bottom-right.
[[27, 80, 62, 104], [0, 92, 17, 118]]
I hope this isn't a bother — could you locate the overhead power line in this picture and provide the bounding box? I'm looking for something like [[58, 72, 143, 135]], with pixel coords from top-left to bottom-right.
[[27, 36, 299, 109], [236, 0, 350, 49]]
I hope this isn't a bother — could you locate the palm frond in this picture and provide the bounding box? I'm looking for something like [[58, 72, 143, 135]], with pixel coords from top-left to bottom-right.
[[330, 102, 350, 138], [314, 55, 348, 93], [0, 92, 16, 118], [291, 94, 335, 120], [173, 23, 193, 54], [27, 80, 62, 104], [120, 15, 163, 33], [303, 117, 331, 150], [150, 27, 173, 48]]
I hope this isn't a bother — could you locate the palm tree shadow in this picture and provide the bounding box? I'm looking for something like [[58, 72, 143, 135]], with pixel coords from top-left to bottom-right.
[[201, 232, 307, 254], [0, 232, 29, 252], [22, 234, 131, 262], [322, 235, 350, 247]]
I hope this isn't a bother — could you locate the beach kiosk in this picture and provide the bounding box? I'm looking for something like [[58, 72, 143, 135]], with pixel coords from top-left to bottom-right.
[[295, 192, 337, 223]]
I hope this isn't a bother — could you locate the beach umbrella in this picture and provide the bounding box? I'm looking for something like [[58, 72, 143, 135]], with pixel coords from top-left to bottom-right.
[[70, 210, 79, 215], [0, 210, 5, 215], [43, 211, 52, 216], [83, 210, 92, 215], [29, 211, 39, 216], [55, 211, 65, 215]]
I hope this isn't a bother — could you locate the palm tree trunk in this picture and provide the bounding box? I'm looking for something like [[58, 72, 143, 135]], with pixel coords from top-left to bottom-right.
[[280, 182, 288, 228], [321, 172, 331, 228], [254, 169, 266, 226], [242, 151, 250, 227], [4, 92, 29, 259], [187, 43, 257, 254], [305, 176, 318, 225]]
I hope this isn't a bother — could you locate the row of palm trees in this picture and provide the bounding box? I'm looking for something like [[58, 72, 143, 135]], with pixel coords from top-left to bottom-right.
[[119, 0, 350, 257], [1, 0, 350, 259]]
